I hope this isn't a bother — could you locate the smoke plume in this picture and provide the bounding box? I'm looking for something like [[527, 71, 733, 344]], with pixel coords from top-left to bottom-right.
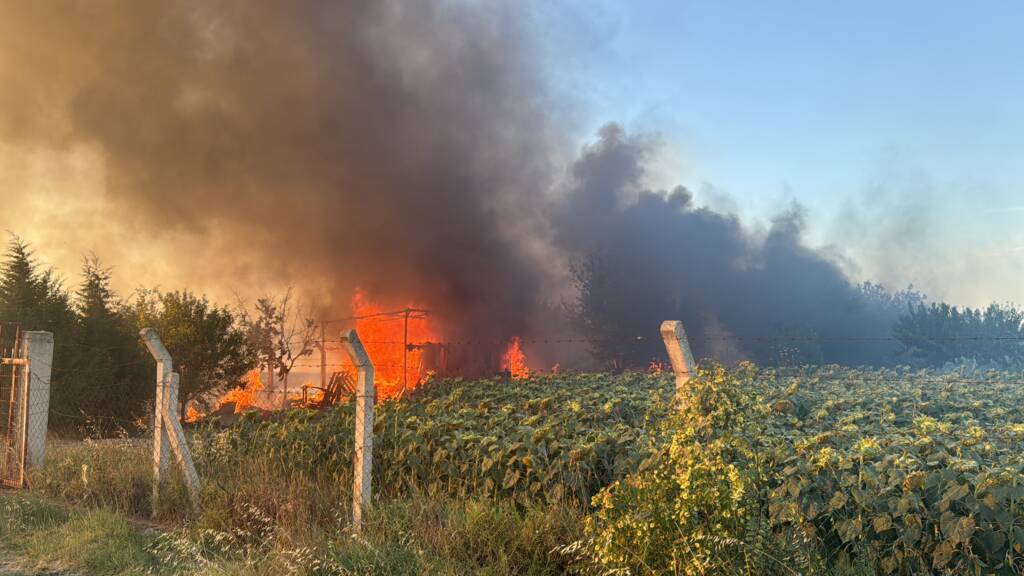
[[1, 1, 908, 366], [0, 0, 558, 345], [553, 125, 907, 366]]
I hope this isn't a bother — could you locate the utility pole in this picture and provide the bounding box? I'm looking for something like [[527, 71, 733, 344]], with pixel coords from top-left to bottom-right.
[[402, 308, 410, 394], [320, 322, 327, 391], [318, 308, 430, 396]]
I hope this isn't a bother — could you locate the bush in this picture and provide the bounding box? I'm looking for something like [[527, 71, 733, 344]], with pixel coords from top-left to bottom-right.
[[581, 364, 815, 575]]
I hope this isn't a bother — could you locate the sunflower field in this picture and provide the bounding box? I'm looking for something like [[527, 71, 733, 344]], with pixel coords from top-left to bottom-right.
[[192, 371, 674, 506], [182, 363, 1024, 575], [586, 364, 1024, 575]]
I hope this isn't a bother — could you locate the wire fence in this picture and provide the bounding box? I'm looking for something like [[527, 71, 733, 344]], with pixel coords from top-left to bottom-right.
[[6, 317, 1024, 439], [7, 317, 1024, 534], [0, 325, 53, 489]]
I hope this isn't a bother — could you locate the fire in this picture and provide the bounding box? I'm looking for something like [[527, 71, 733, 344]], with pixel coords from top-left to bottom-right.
[[218, 369, 266, 412], [193, 290, 532, 420], [502, 336, 530, 379], [183, 369, 268, 422], [351, 290, 441, 398]]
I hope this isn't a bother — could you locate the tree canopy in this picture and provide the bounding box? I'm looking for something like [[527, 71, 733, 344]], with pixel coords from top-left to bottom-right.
[[130, 289, 253, 415], [894, 302, 1024, 367], [0, 236, 255, 433], [0, 236, 76, 336], [57, 256, 152, 430]]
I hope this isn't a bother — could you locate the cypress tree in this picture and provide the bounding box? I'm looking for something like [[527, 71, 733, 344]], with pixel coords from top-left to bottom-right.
[[65, 256, 150, 431], [0, 236, 78, 429]]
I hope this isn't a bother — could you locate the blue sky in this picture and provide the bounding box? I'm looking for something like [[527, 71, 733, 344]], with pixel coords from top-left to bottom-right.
[[543, 1, 1024, 306]]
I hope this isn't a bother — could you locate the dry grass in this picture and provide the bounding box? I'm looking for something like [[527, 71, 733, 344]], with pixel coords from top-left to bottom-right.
[[30, 437, 191, 522], [19, 438, 586, 575]]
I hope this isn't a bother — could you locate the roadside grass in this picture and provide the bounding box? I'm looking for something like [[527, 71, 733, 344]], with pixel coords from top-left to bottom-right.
[[0, 491, 155, 575], [31, 438, 191, 521], [343, 497, 584, 575], [16, 439, 586, 575], [147, 496, 582, 575], [24, 507, 154, 575]]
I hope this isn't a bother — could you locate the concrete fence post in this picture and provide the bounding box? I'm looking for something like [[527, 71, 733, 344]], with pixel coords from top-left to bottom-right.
[[340, 328, 374, 532], [165, 372, 200, 504], [21, 331, 53, 469], [660, 320, 696, 396], [141, 328, 200, 515]]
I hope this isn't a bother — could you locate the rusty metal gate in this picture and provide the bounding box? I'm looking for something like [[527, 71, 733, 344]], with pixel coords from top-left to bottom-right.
[[0, 323, 27, 488]]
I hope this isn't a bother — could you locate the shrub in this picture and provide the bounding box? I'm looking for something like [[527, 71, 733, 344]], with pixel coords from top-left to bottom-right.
[[581, 363, 814, 575]]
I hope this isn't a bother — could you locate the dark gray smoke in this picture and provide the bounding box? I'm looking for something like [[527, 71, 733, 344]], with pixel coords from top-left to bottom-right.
[[1, 2, 909, 366], [554, 125, 908, 366], [0, 0, 556, 345]]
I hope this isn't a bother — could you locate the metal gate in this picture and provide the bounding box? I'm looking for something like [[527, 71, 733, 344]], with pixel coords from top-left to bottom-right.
[[0, 323, 27, 488]]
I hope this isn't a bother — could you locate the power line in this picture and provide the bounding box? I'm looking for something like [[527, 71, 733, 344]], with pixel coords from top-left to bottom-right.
[[320, 307, 431, 325]]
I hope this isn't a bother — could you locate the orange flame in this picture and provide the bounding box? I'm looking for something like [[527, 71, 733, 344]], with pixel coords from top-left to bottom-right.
[[351, 290, 441, 398], [502, 336, 530, 379], [186, 369, 270, 421], [218, 369, 265, 412]]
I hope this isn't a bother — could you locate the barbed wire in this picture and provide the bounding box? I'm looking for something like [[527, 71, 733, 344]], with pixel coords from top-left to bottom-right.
[[11, 323, 1024, 352], [4, 317, 1024, 433], [320, 334, 1024, 347], [23, 371, 1023, 413]]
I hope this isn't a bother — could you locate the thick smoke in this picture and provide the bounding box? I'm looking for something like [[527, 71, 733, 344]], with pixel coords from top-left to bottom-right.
[[1, 2, 909, 367], [554, 125, 907, 366], [0, 0, 556, 345]]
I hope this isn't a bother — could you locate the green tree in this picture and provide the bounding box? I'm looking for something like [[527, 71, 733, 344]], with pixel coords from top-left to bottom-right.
[[0, 236, 76, 335], [0, 236, 77, 427], [131, 290, 253, 416], [894, 301, 1024, 367], [568, 253, 676, 369], [60, 256, 151, 431]]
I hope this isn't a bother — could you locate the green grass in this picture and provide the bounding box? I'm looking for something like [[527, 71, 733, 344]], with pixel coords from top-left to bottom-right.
[[25, 508, 153, 574], [145, 496, 583, 575], [0, 491, 155, 575], [32, 438, 191, 521]]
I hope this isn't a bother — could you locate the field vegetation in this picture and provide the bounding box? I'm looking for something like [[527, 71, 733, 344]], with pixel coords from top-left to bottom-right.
[[5, 366, 1024, 575], [5, 372, 671, 575], [586, 364, 1024, 575]]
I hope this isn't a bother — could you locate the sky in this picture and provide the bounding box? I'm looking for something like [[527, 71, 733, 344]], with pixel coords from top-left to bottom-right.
[[0, 0, 1021, 310], [541, 0, 1024, 306]]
